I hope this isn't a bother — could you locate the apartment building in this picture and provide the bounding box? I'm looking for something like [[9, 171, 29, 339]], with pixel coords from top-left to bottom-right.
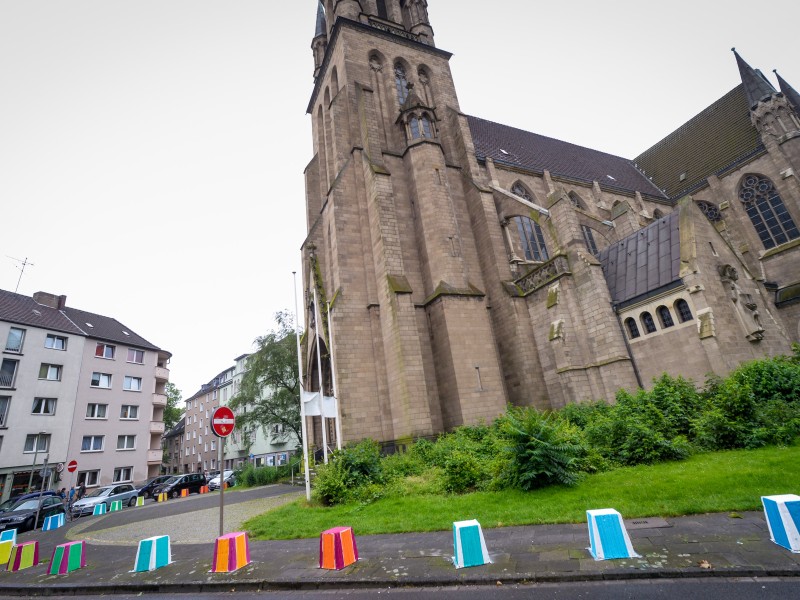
[[0, 289, 170, 500], [162, 416, 185, 475]]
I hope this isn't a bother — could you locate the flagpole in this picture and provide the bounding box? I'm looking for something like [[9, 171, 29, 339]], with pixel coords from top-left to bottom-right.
[[292, 271, 311, 502], [326, 299, 343, 451], [312, 285, 329, 464]]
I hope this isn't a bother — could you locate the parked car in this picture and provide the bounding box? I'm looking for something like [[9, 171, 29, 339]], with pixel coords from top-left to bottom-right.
[[0, 496, 66, 533], [152, 473, 206, 500], [136, 475, 173, 499], [0, 491, 57, 515], [207, 470, 235, 491], [71, 484, 138, 516]]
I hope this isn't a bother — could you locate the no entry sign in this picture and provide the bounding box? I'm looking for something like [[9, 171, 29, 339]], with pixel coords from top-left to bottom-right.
[[67, 460, 78, 473], [211, 406, 236, 438]]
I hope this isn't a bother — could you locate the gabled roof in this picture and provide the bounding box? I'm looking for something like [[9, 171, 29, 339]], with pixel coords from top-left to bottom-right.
[[466, 115, 668, 200], [599, 212, 681, 305], [0, 289, 84, 335], [62, 305, 161, 351], [634, 85, 762, 199]]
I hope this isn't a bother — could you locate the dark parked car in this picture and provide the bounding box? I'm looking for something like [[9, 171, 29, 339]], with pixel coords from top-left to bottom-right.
[[0, 496, 66, 533], [137, 475, 173, 499], [152, 473, 206, 500], [0, 491, 57, 515]]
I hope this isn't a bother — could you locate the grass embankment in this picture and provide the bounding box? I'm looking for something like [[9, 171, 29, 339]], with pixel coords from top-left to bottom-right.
[[245, 445, 800, 540]]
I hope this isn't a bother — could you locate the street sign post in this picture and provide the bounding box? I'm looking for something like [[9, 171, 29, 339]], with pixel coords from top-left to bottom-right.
[[211, 406, 235, 537], [67, 460, 78, 473]]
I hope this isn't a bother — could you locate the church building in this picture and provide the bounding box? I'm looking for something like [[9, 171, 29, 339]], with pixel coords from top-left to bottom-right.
[[301, 0, 800, 449]]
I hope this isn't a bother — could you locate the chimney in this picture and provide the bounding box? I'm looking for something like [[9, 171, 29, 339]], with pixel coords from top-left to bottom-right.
[[32, 292, 67, 310]]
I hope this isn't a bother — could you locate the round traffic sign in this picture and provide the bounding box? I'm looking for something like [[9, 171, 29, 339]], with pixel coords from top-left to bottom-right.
[[211, 406, 235, 438], [56, 462, 65, 473], [67, 460, 78, 473]]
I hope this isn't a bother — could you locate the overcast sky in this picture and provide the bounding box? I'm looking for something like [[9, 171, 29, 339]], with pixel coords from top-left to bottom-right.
[[1, 0, 798, 399]]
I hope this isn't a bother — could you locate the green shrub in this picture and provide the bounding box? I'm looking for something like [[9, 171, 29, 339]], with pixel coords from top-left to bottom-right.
[[648, 374, 701, 437], [442, 450, 486, 494], [312, 439, 385, 505], [729, 356, 800, 405], [558, 400, 611, 429]]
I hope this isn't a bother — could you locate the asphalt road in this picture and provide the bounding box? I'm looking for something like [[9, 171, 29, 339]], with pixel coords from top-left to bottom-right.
[[5, 579, 798, 599]]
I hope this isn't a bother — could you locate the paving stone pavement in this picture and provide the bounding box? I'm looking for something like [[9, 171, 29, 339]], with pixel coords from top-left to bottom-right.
[[1, 490, 799, 596]]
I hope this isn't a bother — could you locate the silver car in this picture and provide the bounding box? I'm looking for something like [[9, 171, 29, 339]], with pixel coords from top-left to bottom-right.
[[71, 484, 138, 516]]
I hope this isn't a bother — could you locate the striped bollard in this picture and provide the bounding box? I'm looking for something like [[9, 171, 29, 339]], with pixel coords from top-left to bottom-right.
[[200, 485, 209, 494], [180, 489, 189, 498], [0, 530, 16, 566], [133, 535, 172, 572], [92, 503, 107, 516], [586, 508, 640, 560], [110, 500, 123, 512], [211, 532, 251, 573], [157, 492, 168, 502], [762, 494, 800, 553], [452, 519, 491, 568], [136, 496, 145, 507], [43, 513, 65, 531], [8, 541, 39, 572], [319, 527, 358, 570], [49, 541, 87, 575]]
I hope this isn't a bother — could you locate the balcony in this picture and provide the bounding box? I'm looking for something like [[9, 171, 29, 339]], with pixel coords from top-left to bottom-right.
[[150, 421, 165, 435], [152, 393, 167, 407], [147, 450, 163, 464], [154, 366, 170, 382]]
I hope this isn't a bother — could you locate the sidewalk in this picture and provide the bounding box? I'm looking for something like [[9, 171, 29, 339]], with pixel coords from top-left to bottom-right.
[[1, 491, 799, 595]]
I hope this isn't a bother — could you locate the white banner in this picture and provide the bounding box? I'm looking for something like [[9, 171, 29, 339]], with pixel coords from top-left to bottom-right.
[[301, 389, 338, 418]]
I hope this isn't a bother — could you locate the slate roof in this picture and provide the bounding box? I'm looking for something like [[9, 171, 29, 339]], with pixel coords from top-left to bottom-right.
[[0, 288, 164, 352], [776, 71, 800, 113], [466, 115, 668, 200], [599, 212, 682, 305], [634, 85, 762, 200]]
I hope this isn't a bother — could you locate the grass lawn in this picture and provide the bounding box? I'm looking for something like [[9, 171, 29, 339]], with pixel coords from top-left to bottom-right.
[[244, 445, 800, 540]]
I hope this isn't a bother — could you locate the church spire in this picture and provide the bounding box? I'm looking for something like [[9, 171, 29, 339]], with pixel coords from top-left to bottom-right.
[[732, 48, 778, 108], [774, 70, 800, 113], [311, 1, 328, 79], [315, 0, 326, 38]]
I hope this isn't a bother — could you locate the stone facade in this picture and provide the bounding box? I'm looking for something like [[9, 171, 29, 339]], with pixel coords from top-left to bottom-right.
[[300, 1, 800, 448]]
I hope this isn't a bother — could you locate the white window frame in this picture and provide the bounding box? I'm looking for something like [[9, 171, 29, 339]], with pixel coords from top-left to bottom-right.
[[0, 396, 10, 427], [32, 397, 57, 415], [38, 363, 62, 381], [95, 343, 115, 359], [91, 372, 112, 388], [86, 403, 108, 419], [116, 435, 136, 451], [0, 359, 19, 388], [45, 334, 68, 351], [24, 433, 50, 453], [126, 348, 144, 364], [81, 435, 104, 452], [78, 470, 100, 487], [123, 376, 142, 392], [113, 467, 133, 483], [4, 328, 25, 353], [120, 405, 139, 420]]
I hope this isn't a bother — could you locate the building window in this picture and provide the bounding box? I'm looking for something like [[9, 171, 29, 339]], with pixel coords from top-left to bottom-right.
[[24, 433, 50, 453], [86, 403, 108, 419], [123, 376, 142, 392], [95, 343, 115, 359], [113, 467, 133, 482], [625, 318, 641, 340], [513, 216, 549, 262], [581, 225, 599, 256], [568, 191, 585, 209], [675, 299, 693, 323], [739, 174, 800, 249], [4, 328, 25, 353], [32, 397, 56, 415], [511, 182, 534, 202], [641, 312, 657, 334], [77, 470, 100, 487], [394, 63, 409, 105], [211, 440, 216, 451], [127, 349, 144, 364], [376, 0, 388, 19], [117, 435, 136, 450], [0, 396, 9, 426], [81, 435, 104, 452], [91, 372, 112, 388], [45, 334, 67, 350], [0, 359, 18, 388], [38, 364, 62, 381], [657, 306, 675, 328], [120, 405, 139, 420]]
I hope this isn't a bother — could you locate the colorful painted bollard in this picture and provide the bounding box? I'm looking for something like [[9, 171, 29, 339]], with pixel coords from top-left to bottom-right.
[[110, 500, 123, 512], [136, 496, 145, 507], [8, 541, 39, 572], [133, 535, 172, 572], [586, 508, 640, 560], [92, 503, 107, 516], [157, 492, 168, 503], [199, 486, 209, 494], [43, 513, 65, 531], [319, 527, 358, 570], [49, 541, 87, 575], [762, 494, 800, 553], [211, 532, 251, 573], [0, 530, 16, 566], [180, 489, 189, 498], [452, 519, 491, 568]]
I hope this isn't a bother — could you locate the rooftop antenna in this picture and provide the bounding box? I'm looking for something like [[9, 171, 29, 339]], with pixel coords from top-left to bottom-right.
[[7, 256, 35, 293]]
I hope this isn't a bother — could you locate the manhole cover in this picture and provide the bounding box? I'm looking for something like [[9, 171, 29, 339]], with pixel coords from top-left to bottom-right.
[[624, 517, 671, 530]]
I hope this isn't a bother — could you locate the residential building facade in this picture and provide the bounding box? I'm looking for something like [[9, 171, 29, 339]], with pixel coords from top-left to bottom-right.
[[300, 1, 800, 449], [0, 290, 170, 500], [162, 417, 185, 475]]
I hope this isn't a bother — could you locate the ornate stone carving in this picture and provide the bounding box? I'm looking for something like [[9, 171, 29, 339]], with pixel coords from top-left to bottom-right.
[[515, 255, 571, 296], [718, 264, 764, 341]]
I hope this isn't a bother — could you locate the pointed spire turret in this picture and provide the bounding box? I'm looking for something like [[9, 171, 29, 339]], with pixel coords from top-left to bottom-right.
[[775, 70, 800, 114], [311, 1, 328, 79], [732, 48, 778, 108], [315, 0, 327, 38]]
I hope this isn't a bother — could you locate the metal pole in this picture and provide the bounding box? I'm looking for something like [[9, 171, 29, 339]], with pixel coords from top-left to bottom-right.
[[293, 272, 312, 502], [26, 432, 45, 492], [218, 437, 224, 537], [33, 455, 49, 530], [312, 285, 328, 463], [326, 300, 343, 451]]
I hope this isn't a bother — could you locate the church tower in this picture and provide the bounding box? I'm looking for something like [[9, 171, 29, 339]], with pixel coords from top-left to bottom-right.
[[301, 0, 509, 448]]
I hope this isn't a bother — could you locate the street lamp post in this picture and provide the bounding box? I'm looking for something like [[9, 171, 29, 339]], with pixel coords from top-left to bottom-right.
[[26, 431, 47, 492]]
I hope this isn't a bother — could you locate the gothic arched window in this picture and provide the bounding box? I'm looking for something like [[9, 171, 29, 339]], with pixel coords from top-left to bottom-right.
[[394, 63, 409, 105], [511, 182, 534, 202], [657, 306, 674, 329], [675, 299, 693, 323], [568, 191, 585, 209], [739, 174, 800, 249], [513, 216, 549, 262], [641, 312, 657, 334], [420, 113, 433, 138], [625, 318, 641, 340]]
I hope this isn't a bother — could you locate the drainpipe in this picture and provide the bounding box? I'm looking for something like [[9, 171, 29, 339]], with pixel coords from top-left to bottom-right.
[[612, 302, 644, 389]]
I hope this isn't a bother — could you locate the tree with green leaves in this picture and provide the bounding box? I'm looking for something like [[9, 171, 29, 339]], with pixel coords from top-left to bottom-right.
[[163, 382, 183, 432], [228, 310, 302, 448]]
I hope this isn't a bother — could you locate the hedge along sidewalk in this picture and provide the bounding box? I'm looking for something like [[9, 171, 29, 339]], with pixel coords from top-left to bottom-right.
[[244, 445, 800, 540]]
